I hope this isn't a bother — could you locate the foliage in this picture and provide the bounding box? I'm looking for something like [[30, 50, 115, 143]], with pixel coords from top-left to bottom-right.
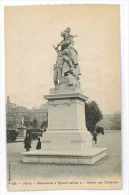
[[85, 101, 103, 133]]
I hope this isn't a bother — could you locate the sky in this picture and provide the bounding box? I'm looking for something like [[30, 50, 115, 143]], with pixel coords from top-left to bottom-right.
[[5, 5, 121, 114]]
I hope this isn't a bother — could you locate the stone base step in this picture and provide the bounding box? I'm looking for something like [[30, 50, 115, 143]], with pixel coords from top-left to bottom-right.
[[21, 147, 107, 165]]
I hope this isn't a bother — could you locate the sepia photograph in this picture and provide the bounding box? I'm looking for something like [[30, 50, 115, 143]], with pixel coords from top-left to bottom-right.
[[4, 3, 122, 191]]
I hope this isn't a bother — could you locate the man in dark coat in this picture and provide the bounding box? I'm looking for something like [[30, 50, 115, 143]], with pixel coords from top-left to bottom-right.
[[36, 137, 41, 150], [24, 132, 31, 151]]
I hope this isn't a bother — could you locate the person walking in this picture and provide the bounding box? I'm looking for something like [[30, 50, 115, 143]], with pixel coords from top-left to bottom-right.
[[92, 131, 97, 144]]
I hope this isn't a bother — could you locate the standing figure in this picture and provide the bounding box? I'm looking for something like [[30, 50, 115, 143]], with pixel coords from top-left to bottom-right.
[[36, 137, 41, 150], [24, 132, 31, 152], [92, 131, 97, 144], [53, 51, 63, 86]]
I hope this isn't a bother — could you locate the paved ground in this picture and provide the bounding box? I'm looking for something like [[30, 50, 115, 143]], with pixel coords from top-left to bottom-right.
[[7, 130, 121, 183]]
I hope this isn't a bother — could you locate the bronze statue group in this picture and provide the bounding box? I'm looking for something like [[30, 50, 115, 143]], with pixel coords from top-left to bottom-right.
[[53, 27, 81, 88]]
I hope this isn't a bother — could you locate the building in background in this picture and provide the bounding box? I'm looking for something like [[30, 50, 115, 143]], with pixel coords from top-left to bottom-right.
[[6, 96, 48, 130], [6, 96, 17, 129]]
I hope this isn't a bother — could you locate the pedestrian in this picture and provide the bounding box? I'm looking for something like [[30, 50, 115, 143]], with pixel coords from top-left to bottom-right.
[[36, 137, 41, 150], [24, 132, 31, 151], [96, 125, 104, 135], [93, 132, 97, 144]]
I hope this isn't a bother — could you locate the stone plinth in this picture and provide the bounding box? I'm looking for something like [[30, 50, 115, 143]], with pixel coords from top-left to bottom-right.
[[21, 148, 107, 165], [43, 91, 93, 151], [21, 88, 107, 164]]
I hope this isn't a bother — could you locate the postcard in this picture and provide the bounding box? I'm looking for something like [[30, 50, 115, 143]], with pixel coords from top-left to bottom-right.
[[4, 3, 122, 191]]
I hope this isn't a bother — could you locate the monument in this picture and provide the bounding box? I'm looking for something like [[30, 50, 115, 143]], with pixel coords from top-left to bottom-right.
[[22, 27, 107, 164]]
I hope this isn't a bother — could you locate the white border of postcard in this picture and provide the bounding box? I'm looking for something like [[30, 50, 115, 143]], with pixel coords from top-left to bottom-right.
[[0, 0, 129, 195]]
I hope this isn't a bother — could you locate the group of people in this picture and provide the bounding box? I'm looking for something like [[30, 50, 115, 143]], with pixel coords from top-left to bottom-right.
[[24, 131, 42, 152]]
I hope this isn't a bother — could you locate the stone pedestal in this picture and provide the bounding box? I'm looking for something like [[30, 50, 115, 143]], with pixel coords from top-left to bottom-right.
[[22, 88, 107, 164], [43, 90, 92, 152]]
